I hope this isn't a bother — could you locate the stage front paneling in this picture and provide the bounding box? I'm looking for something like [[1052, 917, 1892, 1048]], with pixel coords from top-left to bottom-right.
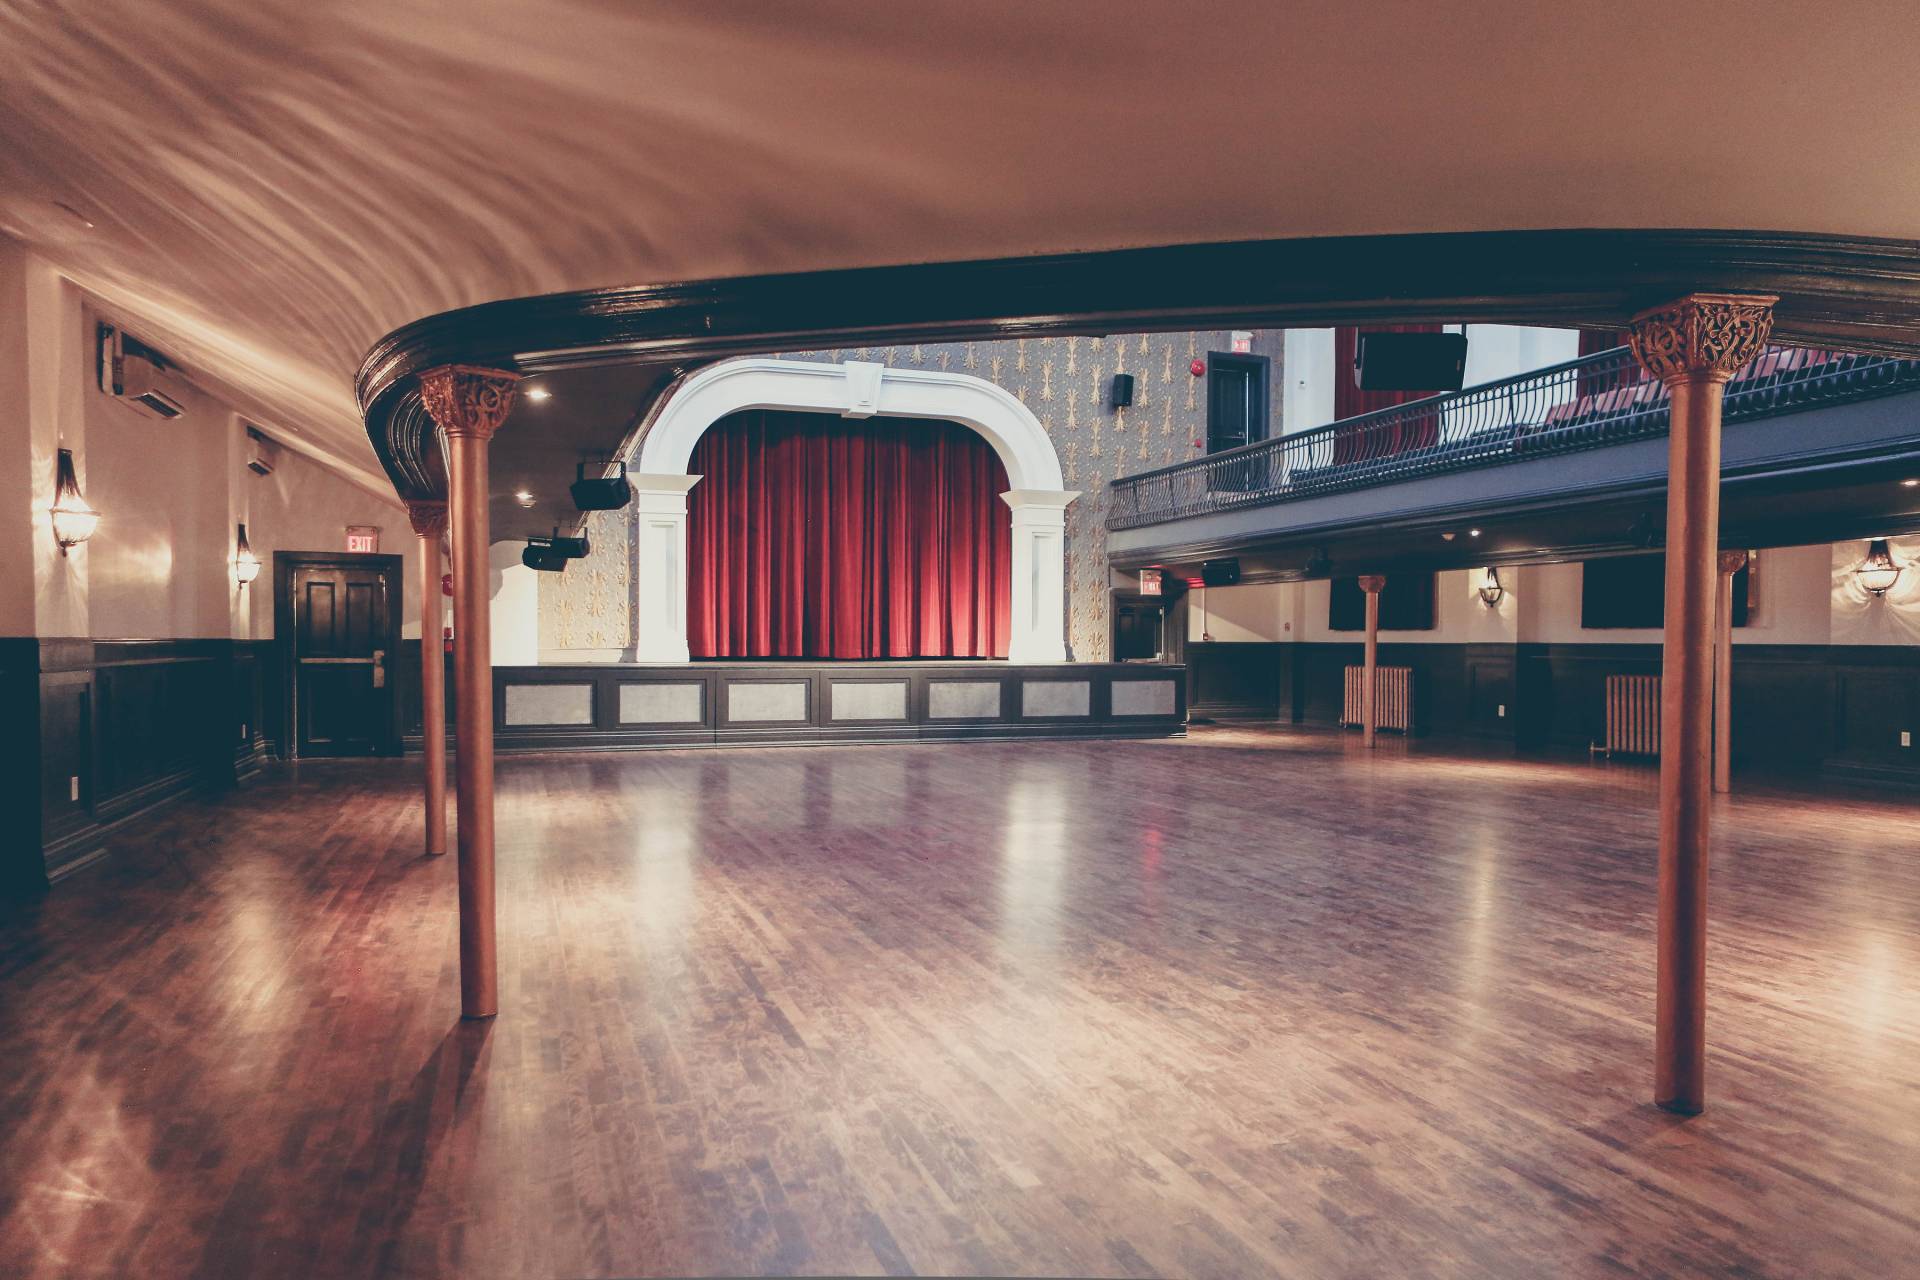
[[488, 662, 1186, 751]]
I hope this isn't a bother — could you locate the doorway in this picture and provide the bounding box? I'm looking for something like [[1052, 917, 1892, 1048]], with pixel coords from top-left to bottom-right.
[[1110, 584, 1186, 665], [274, 552, 404, 757]]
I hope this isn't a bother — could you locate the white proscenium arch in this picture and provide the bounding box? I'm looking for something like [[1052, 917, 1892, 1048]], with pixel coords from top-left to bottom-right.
[[629, 358, 1079, 663]]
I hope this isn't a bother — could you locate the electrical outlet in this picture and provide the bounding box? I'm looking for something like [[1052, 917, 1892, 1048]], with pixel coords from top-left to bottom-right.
[[69, 776, 79, 802], [1498, 704, 1507, 717], [1903, 730, 1913, 748]]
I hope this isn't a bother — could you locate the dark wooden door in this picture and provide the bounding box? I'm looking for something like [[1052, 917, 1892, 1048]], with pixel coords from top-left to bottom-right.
[[289, 560, 398, 756], [1205, 352, 1269, 453]]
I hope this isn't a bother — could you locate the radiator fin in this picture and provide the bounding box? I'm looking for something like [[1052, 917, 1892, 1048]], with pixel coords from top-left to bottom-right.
[[1341, 666, 1412, 733]]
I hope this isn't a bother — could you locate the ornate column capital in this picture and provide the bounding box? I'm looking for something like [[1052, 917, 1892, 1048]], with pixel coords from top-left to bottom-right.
[[406, 500, 449, 538], [1358, 574, 1387, 594], [1717, 548, 1750, 577], [1627, 293, 1777, 385], [418, 364, 521, 440]]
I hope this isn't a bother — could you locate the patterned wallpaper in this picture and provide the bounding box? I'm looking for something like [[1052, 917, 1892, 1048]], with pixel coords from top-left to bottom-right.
[[539, 329, 1285, 660]]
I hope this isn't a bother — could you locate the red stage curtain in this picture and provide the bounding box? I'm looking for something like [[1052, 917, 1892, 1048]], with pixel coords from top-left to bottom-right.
[[1332, 324, 1443, 463], [687, 410, 1012, 659]]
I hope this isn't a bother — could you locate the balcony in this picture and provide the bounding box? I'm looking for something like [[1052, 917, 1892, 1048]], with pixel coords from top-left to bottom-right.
[[1111, 345, 1920, 530]]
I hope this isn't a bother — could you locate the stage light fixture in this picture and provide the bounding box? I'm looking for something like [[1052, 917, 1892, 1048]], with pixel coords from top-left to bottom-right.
[[570, 460, 632, 512]]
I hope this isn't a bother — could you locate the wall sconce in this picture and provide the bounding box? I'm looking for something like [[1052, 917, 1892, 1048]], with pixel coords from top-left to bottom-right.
[[50, 447, 99, 553], [1855, 538, 1903, 597], [234, 522, 262, 586], [1477, 565, 1505, 608]]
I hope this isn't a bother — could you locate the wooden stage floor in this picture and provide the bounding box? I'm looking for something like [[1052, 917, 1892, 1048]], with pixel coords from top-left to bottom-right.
[[2, 728, 1916, 1278]]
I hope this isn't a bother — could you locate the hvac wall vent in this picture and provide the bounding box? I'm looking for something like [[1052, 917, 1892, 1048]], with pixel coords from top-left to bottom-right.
[[97, 324, 186, 419]]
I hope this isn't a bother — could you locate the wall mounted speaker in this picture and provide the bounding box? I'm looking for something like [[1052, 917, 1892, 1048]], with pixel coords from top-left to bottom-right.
[[1200, 558, 1240, 587], [1354, 331, 1469, 393], [521, 541, 568, 573], [1110, 373, 1135, 407], [570, 460, 633, 511]]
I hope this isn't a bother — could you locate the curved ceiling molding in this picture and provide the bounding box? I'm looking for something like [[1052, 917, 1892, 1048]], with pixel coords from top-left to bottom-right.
[[360, 227, 1920, 519]]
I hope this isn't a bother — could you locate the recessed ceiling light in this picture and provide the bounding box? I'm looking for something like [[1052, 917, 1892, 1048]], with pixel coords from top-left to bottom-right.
[[524, 386, 551, 402], [1903, 478, 1919, 487], [514, 490, 535, 508], [1469, 528, 1482, 537]]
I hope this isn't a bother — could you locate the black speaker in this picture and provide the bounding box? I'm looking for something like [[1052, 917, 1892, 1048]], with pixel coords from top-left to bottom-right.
[[570, 460, 633, 511], [1354, 331, 1468, 393], [550, 534, 589, 559], [1110, 373, 1135, 407], [521, 541, 568, 573], [1200, 558, 1240, 587]]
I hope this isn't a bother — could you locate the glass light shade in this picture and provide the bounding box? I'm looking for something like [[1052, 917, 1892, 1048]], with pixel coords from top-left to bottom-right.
[[235, 522, 262, 585], [1855, 539, 1902, 597], [50, 448, 99, 552], [1477, 566, 1504, 607]]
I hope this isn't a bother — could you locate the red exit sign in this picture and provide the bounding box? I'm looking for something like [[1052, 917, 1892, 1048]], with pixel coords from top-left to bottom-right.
[[1139, 568, 1163, 596], [346, 525, 381, 554]]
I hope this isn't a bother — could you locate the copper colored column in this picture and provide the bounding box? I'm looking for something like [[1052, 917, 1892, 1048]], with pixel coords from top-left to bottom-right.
[[1628, 294, 1773, 1115], [408, 502, 449, 857], [418, 365, 520, 1020], [1713, 550, 1747, 794], [1359, 574, 1385, 749]]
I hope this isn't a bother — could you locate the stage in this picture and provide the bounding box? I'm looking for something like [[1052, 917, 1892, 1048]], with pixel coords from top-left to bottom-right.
[[482, 660, 1187, 751]]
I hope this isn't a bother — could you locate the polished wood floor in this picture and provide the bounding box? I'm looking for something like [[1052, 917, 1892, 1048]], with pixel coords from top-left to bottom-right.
[[2, 728, 1918, 1279]]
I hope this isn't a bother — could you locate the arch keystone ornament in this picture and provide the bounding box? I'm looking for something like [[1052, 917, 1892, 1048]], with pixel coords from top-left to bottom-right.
[[416, 364, 521, 1020], [1626, 293, 1775, 1116]]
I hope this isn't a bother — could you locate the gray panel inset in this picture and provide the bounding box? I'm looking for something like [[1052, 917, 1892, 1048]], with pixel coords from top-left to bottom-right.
[[504, 683, 594, 726], [618, 682, 704, 725], [929, 680, 1001, 719], [832, 680, 908, 722], [728, 680, 808, 723], [1112, 679, 1178, 717], [1022, 680, 1091, 718]]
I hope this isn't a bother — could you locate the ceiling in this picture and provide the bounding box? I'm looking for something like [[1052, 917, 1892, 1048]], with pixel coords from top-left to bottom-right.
[[5, 1, 1920, 499]]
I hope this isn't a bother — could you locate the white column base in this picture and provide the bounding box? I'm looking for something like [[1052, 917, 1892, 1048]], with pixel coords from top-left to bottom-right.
[[1002, 489, 1079, 664], [632, 473, 702, 663]]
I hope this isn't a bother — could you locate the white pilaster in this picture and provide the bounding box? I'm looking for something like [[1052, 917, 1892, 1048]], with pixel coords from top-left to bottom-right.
[[488, 541, 540, 666], [632, 473, 703, 663], [1002, 489, 1079, 663]]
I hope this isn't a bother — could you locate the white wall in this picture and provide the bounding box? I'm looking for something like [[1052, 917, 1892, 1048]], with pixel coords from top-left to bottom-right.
[[1, 241, 422, 644], [489, 542, 540, 665]]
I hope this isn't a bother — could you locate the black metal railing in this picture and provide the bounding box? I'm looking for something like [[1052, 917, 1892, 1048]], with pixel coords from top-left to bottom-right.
[[1108, 345, 1920, 531]]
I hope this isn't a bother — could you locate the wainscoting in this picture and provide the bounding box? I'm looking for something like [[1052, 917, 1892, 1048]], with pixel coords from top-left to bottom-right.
[[1185, 640, 1920, 786], [6, 637, 273, 891], [476, 661, 1187, 751]]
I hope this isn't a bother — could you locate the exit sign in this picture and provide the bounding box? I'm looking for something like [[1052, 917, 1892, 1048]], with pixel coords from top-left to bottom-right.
[[1140, 569, 1163, 596], [346, 526, 381, 554]]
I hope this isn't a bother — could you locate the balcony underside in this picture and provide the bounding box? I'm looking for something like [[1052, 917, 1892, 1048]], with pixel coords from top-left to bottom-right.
[[1107, 388, 1920, 578]]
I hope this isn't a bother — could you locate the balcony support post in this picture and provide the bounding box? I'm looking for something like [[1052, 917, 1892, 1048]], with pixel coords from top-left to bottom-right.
[[406, 501, 449, 858], [419, 364, 521, 1021], [1358, 574, 1385, 749], [1714, 549, 1748, 794], [1627, 294, 1774, 1115]]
